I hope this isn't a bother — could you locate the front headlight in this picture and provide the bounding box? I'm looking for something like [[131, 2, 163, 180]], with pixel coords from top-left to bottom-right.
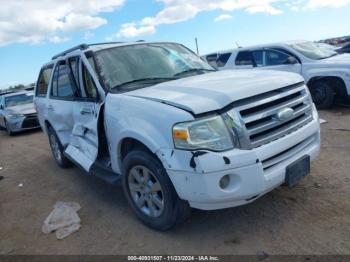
[[173, 115, 234, 151], [7, 113, 24, 119]]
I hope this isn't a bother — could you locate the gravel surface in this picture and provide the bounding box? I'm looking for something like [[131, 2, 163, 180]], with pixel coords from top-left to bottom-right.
[[0, 108, 349, 255]]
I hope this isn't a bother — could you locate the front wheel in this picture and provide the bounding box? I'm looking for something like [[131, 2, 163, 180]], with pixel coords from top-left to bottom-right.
[[309, 81, 335, 109], [122, 149, 190, 230]]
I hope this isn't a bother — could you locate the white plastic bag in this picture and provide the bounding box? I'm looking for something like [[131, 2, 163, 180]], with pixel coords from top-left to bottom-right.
[[42, 201, 81, 239]]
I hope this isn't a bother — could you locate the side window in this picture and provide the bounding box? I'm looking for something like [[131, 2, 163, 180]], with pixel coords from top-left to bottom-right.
[[82, 64, 98, 99], [51, 66, 59, 97], [216, 53, 232, 68], [273, 48, 299, 61], [265, 50, 290, 66], [235, 51, 253, 66], [36, 66, 53, 97], [205, 54, 218, 68], [252, 51, 264, 67], [51, 62, 75, 98], [68, 57, 79, 88]]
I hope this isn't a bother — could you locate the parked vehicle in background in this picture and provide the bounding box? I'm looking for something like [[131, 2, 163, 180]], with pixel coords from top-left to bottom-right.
[[336, 43, 350, 54], [35, 41, 320, 230], [202, 41, 350, 108], [0, 91, 40, 135]]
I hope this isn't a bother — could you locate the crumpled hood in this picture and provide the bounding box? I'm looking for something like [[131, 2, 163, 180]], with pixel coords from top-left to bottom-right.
[[125, 69, 304, 115], [6, 103, 36, 115]]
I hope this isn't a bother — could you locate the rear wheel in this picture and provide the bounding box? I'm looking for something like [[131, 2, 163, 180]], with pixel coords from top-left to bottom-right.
[[122, 149, 191, 230], [48, 127, 72, 168], [309, 81, 335, 109]]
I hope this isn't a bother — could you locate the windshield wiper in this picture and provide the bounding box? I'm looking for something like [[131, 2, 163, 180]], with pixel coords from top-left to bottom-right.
[[111, 77, 178, 90], [174, 68, 216, 77]]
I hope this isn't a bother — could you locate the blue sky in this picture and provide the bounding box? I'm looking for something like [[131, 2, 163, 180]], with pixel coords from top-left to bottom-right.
[[0, 0, 350, 89]]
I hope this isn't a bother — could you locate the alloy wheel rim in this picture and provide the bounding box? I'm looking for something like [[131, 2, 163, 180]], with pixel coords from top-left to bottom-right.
[[128, 165, 164, 218], [50, 134, 62, 162]]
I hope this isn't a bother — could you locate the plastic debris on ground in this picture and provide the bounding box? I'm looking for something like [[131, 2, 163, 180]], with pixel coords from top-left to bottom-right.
[[319, 118, 327, 124], [18, 183, 23, 187], [42, 201, 82, 240]]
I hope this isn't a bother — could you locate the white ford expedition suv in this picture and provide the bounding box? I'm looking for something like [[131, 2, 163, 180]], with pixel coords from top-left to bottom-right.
[[203, 41, 350, 109], [35, 42, 320, 230]]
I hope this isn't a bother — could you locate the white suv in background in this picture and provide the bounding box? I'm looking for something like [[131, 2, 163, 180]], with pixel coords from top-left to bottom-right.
[[35, 41, 320, 230], [203, 41, 350, 108]]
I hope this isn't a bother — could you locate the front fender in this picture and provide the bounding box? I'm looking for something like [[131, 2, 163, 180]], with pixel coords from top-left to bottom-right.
[[105, 94, 194, 174]]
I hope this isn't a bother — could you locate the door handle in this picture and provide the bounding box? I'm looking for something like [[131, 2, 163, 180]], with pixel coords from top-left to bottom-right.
[[80, 107, 93, 115], [47, 105, 54, 111]]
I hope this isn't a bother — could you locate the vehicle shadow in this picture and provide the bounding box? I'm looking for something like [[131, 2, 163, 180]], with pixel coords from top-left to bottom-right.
[[0, 127, 42, 137]]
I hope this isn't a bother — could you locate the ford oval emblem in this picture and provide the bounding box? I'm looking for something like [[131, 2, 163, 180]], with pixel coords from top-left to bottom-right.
[[276, 108, 294, 121]]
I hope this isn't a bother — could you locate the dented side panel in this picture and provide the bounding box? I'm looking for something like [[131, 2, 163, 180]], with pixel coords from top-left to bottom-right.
[[104, 94, 194, 174]]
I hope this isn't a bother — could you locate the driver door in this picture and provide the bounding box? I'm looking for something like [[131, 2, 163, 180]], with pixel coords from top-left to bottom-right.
[[64, 56, 103, 172], [252, 49, 302, 74]]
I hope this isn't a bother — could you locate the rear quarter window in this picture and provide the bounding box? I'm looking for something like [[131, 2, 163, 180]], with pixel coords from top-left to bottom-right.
[[216, 53, 232, 67], [36, 66, 53, 97]]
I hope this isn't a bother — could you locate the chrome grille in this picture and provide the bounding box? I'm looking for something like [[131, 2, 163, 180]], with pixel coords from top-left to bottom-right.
[[232, 82, 313, 149]]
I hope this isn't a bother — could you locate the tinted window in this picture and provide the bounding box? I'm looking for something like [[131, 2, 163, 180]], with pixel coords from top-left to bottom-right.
[[252, 51, 263, 67], [82, 64, 98, 99], [265, 50, 289, 66], [216, 53, 232, 67], [204, 54, 218, 68], [51, 66, 59, 97], [36, 66, 53, 97], [235, 51, 253, 66], [51, 62, 75, 98], [69, 57, 79, 88]]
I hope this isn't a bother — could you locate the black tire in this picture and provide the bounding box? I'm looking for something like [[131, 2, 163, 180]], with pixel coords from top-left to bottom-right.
[[4, 120, 13, 136], [47, 126, 72, 168], [309, 81, 335, 109], [122, 149, 191, 230]]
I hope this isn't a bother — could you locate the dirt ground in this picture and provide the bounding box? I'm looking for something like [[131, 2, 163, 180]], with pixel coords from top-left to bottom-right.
[[0, 107, 349, 255]]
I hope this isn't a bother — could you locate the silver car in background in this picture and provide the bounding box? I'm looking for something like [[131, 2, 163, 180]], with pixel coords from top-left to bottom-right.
[[0, 91, 40, 135]]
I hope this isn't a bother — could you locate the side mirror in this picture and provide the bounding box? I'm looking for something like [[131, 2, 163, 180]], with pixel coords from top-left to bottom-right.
[[284, 56, 298, 65], [0, 105, 3, 110]]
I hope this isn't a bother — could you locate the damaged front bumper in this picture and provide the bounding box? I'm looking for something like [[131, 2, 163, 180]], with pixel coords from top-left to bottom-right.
[[157, 111, 320, 211]]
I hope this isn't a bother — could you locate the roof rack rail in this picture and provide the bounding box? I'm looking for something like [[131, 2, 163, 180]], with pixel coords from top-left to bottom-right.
[[88, 41, 125, 47], [51, 44, 89, 60]]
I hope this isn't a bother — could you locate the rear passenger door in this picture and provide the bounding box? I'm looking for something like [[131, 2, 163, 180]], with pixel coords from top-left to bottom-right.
[[46, 60, 79, 147], [64, 56, 103, 172]]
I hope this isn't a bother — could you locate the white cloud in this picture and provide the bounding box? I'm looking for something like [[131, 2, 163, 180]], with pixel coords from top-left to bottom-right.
[[117, 23, 156, 38], [59, 14, 107, 32], [305, 0, 350, 9], [0, 0, 125, 46], [115, 0, 283, 38], [214, 14, 233, 22], [48, 36, 70, 44], [112, 0, 350, 39]]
